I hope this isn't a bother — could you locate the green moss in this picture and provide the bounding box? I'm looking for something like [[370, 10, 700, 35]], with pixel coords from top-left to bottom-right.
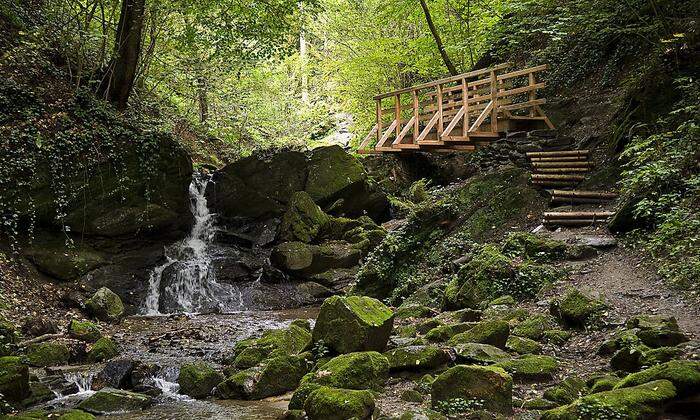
[[495, 355, 559, 382], [0, 356, 30, 403], [68, 320, 102, 343], [289, 382, 322, 410], [401, 389, 424, 402], [424, 323, 474, 343], [217, 355, 310, 400], [541, 380, 676, 420], [489, 295, 516, 306], [431, 365, 513, 414], [550, 289, 606, 328], [447, 320, 510, 349], [58, 410, 96, 420], [178, 362, 224, 399], [395, 304, 436, 320], [513, 314, 555, 341], [87, 337, 119, 362], [615, 360, 700, 395], [27, 342, 70, 367], [506, 336, 542, 354], [85, 287, 124, 323], [304, 386, 375, 420], [229, 324, 312, 369], [305, 145, 366, 203], [452, 343, 510, 365], [384, 345, 450, 371], [415, 319, 443, 335], [543, 377, 587, 404], [279, 191, 331, 243], [77, 389, 152, 414], [302, 351, 389, 390], [502, 232, 567, 261], [589, 375, 621, 393], [544, 329, 571, 345]]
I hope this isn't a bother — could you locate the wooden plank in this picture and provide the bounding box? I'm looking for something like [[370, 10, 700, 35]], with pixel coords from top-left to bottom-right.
[[462, 78, 469, 137], [392, 116, 416, 145], [544, 211, 615, 219], [358, 123, 378, 150], [417, 112, 440, 142], [532, 174, 586, 181], [437, 84, 443, 135], [377, 119, 398, 148], [533, 162, 593, 168], [497, 83, 545, 98], [534, 104, 555, 129], [526, 150, 589, 157], [535, 167, 591, 173], [441, 106, 465, 138], [394, 94, 401, 140], [544, 219, 609, 226], [490, 70, 498, 132], [497, 64, 548, 81], [412, 90, 419, 143], [376, 100, 382, 145], [500, 98, 546, 111], [469, 100, 493, 132], [549, 190, 619, 199], [530, 156, 587, 162]]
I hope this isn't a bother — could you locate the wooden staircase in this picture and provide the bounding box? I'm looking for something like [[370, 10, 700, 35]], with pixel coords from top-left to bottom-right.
[[527, 149, 618, 227]]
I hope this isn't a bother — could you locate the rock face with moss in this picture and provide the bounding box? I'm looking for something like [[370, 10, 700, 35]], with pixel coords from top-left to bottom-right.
[[447, 320, 510, 349], [87, 337, 119, 362], [178, 362, 224, 399], [431, 365, 513, 414], [68, 320, 102, 342], [541, 380, 676, 419], [301, 352, 389, 390], [304, 386, 375, 420], [312, 296, 394, 354], [0, 356, 30, 403], [614, 360, 700, 395], [452, 343, 510, 364], [384, 346, 450, 371], [216, 355, 310, 399], [77, 388, 153, 414], [225, 323, 311, 369], [27, 341, 71, 367], [550, 289, 605, 328], [85, 287, 124, 323], [495, 355, 559, 382]]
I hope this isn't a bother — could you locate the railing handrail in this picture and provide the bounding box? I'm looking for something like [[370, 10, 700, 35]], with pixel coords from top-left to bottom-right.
[[373, 63, 511, 100]]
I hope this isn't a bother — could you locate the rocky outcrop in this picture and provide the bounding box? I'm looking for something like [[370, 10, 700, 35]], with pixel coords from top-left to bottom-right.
[[178, 362, 224, 399]]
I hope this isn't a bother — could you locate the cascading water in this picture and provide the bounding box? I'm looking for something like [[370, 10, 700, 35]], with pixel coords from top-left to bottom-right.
[[143, 173, 244, 314]]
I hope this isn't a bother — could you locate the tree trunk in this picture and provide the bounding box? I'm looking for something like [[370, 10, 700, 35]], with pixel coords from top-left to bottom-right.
[[100, 0, 146, 110], [196, 75, 208, 124], [299, 2, 309, 104], [418, 0, 458, 76]]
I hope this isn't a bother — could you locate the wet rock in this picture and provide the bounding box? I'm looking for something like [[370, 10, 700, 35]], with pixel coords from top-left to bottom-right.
[[21, 316, 58, 337], [431, 365, 513, 414], [614, 360, 700, 396], [68, 320, 102, 343], [304, 386, 375, 420], [178, 362, 224, 399], [302, 351, 389, 390], [312, 295, 394, 354], [550, 289, 606, 328], [541, 380, 676, 419], [87, 337, 119, 362], [93, 359, 135, 390], [452, 343, 510, 364], [495, 354, 559, 382], [297, 282, 333, 300], [383, 345, 450, 372], [85, 287, 124, 323], [27, 341, 71, 367], [447, 319, 510, 349], [77, 388, 152, 415], [0, 356, 30, 403], [216, 354, 311, 399]]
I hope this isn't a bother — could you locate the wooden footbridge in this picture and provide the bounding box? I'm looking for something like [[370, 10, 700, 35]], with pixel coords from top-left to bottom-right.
[[358, 63, 554, 154]]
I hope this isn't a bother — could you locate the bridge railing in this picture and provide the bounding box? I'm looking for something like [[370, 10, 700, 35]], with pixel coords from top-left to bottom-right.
[[358, 63, 554, 154]]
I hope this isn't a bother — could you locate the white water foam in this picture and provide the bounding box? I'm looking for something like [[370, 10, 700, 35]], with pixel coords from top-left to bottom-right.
[[143, 174, 245, 314]]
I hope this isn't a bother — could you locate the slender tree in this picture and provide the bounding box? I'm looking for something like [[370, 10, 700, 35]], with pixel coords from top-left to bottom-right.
[[100, 0, 147, 110], [418, 0, 458, 76]]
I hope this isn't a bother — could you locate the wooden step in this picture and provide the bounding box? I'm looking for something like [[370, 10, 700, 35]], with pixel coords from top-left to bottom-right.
[[544, 211, 615, 219], [532, 174, 586, 181], [532, 180, 581, 187], [532, 161, 592, 168], [529, 156, 588, 162], [548, 190, 618, 204], [526, 150, 589, 158], [535, 168, 591, 174], [544, 218, 610, 226]]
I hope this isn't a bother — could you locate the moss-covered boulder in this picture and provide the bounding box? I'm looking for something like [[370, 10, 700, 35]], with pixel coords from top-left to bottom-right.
[[447, 320, 510, 349], [68, 320, 102, 343], [23, 243, 104, 282], [395, 304, 438, 320], [305, 146, 365, 207], [399, 409, 447, 420], [541, 380, 676, 419], [289, 382, 322, 410], [384, 346, 450, 372], [178, 362, 224, 399], [506, 336, 542, 354], [550, 289, 606, 328], [588, 375, 621, 393], [495, 355, 559, 382], [0, 356, 30, 403], [302, 351, 389, 390], [27, 341, 70, 367], [304, 386, 375, 420], [543, 377, 587, 405], [271, 241, 315, 272], [217, 354, 311, 399], [453, 343, 510, 364], [272, 241, 362, 275], [87, 337, 119, 362], [85, 287, 124, 323], [424, 323, 474, 343], [312, 296, 394, 354], [58, 409, 96, 420], [401, 389, 424, 402], [77, 388, 152, 414], [279, 191, 331, 243], [502, 232, 567, 261], [614, 360, 700, 396], [431, 365, 513, 414], [512, 314, 555, 341], [544, 329, 571, 345], [226, 324, 311, 369]]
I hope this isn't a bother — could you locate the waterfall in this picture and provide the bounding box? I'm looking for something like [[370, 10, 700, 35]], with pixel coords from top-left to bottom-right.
[[143, 173, 244, 314]]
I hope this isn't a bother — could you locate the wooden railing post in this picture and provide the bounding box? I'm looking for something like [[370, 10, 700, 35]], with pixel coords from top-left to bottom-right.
[[437, 84, 443, 135], [376, 99, 382, 145], [395, 94, 401, 140], [490, 69, 498, 133], [528, 72, 536, 117], [461, 78, 468, 137], [412, 89, 419, 143]]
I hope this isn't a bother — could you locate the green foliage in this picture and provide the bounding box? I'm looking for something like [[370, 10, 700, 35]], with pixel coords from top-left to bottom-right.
[[434, 397, 484, 415], [619, 77, 700, 290], [575, 400, 626, 419]]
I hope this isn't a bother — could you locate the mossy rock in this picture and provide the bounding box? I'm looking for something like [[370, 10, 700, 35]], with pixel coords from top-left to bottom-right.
[[384, 346, 450, 372], [447, 320, 510, 349], [21, 380, 54, 407], [481, 305, 529, 322], [23, 243, 104, 282], [279, 409, 306, 420], [271, 241, 315, 272], [395, 304, 437, 320], [217, 354, 311, 399], [302, 351, 389, 390], [227, 324, 312, 369], [305, 146, 366, 205], [588, 375, 621, 393], [289, 382, 322, 410], [415, 319, 444, 335], [431, 365, 513, 414], [178, 362, 224, 399], [279, 191, 331, 243], [614, 360, 700, 396], [543, 377, 587, 404], [452, 343, 510, 365], [541, 380, 676, 419], [27, 342, 70, 367], [626, 315, 679, 331], [523, 397, 559, 410], [610, 339, 682, 373], [57, 409, 96, 420], [77, 388, 152, 414], [304, 386, 375, 420], [550, 289, 606, 328], [0, 356, 30, 403], [399, 409, 447, 420], [495, 355, 559, 382], [400, 389, 424, 402], [68, 320, 102, 343], [87, 337, 119, 362], [506, 336, 542, 354], [501, 232, 567, 261], [544, 329, 571, 345], [489, 295, 516, 306], [636, 328, 688, 348], [85, 287, 124, 323], [290, 319, 311, 331], [513, 314, 555, 341], [312, 295, 394, 354]]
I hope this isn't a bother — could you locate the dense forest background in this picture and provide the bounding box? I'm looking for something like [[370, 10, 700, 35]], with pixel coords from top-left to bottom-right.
[[0, 0, 698, 290]]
